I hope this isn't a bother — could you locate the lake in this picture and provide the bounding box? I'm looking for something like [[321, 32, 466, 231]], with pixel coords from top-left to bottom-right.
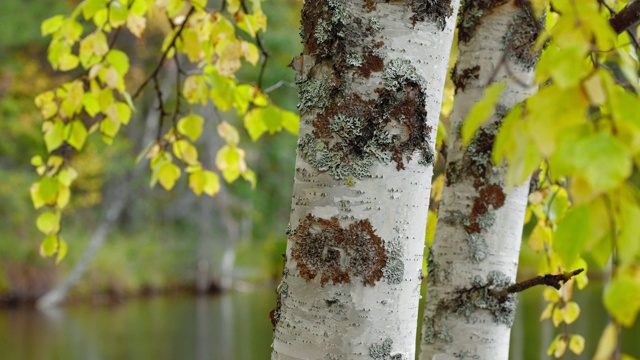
[[1, 283, 638, 359]]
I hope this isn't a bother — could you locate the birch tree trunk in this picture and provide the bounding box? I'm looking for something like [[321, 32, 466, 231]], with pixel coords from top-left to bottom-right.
[[271, 1, 460, 358], [419, 2, 541, 359]]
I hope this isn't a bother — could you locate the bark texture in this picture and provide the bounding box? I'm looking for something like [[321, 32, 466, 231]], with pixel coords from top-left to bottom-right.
[[272, 1, 460, 358], [419, 1, 540, 359]]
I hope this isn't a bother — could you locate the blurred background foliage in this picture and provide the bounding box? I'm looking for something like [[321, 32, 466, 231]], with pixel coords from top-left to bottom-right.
[[0, 0, 301, 303]]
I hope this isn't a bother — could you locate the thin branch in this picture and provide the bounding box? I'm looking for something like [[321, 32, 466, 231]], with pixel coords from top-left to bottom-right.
[[609, 0, 640, 34], [491, 268, 584, 297], [132, 6, 196, 99], [239, 0, 270, 89]]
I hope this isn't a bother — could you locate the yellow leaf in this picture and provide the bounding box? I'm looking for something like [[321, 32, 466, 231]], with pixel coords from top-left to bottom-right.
[[55, 238, 68, 264], [554, 337, 567, 358], [217, 122, 240, 145], [35, 91, 58, 119], [202, 170, 220, 196], [177, 113, 205, 141], [552, 306, 563, 327], [36, 211, 60, 235], [104, 66, 119, 89], [568, 334, 585, 355], [241, 41, 259, 65], [157, 162, 181, 190], [126, 14, 146, 38], [40, 235, 58, 257], [593, 323, 617, 360], [540, 303, 554, 321], [216, 38, 242, 76], [172, 139, 199, 165], [561, 301, 580, 324]]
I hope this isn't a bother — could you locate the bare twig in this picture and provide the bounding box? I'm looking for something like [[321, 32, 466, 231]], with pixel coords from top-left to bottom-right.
[[132, 6, 196, 99], [491, 268, 584, 297]]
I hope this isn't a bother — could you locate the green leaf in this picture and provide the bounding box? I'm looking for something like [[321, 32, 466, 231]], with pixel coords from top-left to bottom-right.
[[106, 50, 130, 76], [42, 15, 65, 36], [83, 93, 101, 117], [618, 200, 640, 266], [40, 235, 58, 257], [36, 211, 61, 235], [58, 53, 80, 71], [461, 82, 506, 145], [216, 145, 244, 183], [64, 120, 88, 150], [594, 323, 617, 360], [35, 91, 58, 119], [43, 118, 65, 152], [244, 108, 268, 141], [82, 0, 107, 20], [561, 301, 580, 324], [157, 162, 181, 190], [568, 335, 585, 355], [183, 75, 208, 105], [172, 140, 199, 165], [282, 109, 300, 135], [554, 204, 591, 268], [56, 237, 68, 264], [604, 274, 640, 327], [217, 122, 240, 145], [202, 170, 221, 196], [177, 113, 205, 142], [108, 0, 129, 27], [572, 133, 632, 194]]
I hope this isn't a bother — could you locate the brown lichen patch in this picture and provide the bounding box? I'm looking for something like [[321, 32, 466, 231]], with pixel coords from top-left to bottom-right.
[[451, 65, 480, 94], [299, 60, 433, 179], [290, 214, 386, 286], [359, 53, 384, 78], [364, 0, 377, 12], [410, 0, 454, 30], [458, 0, 508, 43]]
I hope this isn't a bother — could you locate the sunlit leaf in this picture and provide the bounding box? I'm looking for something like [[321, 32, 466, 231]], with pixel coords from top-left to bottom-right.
[[217, 121, 240, 145], [561, 301, 580, 324], [157, 162, 181, 190], [604, 274, 640, 327], [461, 82, 506, 145], [568, 334, 585, 355], [593, 323, 617, 360], [554, 204, 591, 268], [173, 140, 199, 165], [42, 15, 65, 36], [64, 120, 88, 150], [55, 237, 68, 264], [177, 113, 205, 142], [43, 118, 65, 152], [40, 235, 58, 257], [36, 211, 60, 235]]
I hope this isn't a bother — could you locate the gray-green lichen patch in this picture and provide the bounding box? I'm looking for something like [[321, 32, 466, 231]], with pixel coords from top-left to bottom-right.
[[297, 78, 333, 114], [503, 3, 543, 69], [369, 338, 403, 360], [409, 0, 454, 30], [458, 0, 508, 43], [290, 214, 387, 286], [298, 60, 433, 179], [467, 233, 488, 262], [422, 316, 452, 345], [382, 238, 405, 284], [300, 0, 384, 78], [442, 271, 517, 325]]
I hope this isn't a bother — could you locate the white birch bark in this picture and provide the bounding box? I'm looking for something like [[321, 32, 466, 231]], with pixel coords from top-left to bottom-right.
[[271, 1, 460, 358], [419, 2, 540, 359]]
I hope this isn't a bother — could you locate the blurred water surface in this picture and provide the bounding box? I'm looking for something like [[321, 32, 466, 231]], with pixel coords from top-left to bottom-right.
[[0, 284, 638, 359]]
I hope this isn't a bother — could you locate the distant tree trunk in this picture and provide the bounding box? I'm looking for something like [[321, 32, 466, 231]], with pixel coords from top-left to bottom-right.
[[419, 2, 540, 358], [271, 1, 460, 358], [36, 66, 171, 309]]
